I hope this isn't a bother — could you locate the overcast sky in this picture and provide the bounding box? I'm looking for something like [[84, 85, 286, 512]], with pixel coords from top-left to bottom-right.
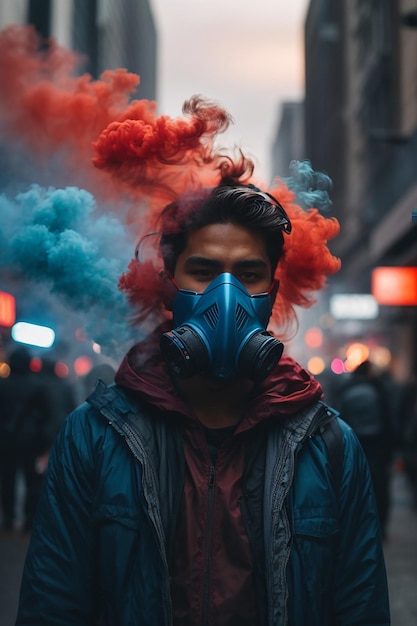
[[151, 0, 310, 184]]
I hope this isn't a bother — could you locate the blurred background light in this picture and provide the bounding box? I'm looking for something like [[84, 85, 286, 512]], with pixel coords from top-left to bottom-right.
[[344, 342, 369, 371], [372, 267, 417, 306], [0, 362, 11, 378], [29, 357, 43, 373], [73, 355, 93, 377], [330, 294, 379, 320], [11, 321, 55, 348], [304, 327, 323, 348], [0, 291, 16, 327], [307, 356, 325, 375], [55, 361, 69, 378], [330, 358, 345, 375], [370, 346, 392, 369]]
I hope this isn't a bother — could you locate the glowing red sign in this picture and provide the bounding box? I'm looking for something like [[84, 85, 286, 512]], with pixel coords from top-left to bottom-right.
[[372, 267, 417, 306], [0, 291, 16, 327]]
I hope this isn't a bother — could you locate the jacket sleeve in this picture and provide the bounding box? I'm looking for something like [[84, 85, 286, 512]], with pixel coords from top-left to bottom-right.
[[333, 420, 390, 625], [16, 404, 102, 626]]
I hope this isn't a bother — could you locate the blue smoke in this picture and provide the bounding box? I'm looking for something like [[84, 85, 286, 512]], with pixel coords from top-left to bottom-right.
[[282, 160, 333, 214], [0, 185, 136, 353]]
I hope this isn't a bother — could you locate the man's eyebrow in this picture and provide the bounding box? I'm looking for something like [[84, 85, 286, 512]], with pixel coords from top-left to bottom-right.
[[233, 259, 269, 270], [183, 256, 269, 269], [183, 256, 222, 268]]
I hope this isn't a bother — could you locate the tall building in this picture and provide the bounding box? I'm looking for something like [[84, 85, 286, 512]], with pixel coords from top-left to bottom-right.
[[71, 0, 157, 99], [304, 0, 347, 235], [304, 0, 417, 383]]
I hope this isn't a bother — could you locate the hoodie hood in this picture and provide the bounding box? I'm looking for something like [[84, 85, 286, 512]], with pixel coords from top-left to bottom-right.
[[115, 324, 323, 427]]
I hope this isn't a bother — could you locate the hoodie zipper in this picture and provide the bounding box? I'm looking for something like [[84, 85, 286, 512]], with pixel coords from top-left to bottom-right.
[[202, 463, 216, 626]]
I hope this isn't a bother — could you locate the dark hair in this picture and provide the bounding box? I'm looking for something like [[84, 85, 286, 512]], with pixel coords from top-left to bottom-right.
[[159, 183, 292, 275]]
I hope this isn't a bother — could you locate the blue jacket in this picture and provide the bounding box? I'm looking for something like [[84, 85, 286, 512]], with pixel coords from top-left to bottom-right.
[[16, 371, 390, 625]]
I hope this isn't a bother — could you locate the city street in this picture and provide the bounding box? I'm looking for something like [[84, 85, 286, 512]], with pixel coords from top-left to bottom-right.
[[0, 465, 416, 625]]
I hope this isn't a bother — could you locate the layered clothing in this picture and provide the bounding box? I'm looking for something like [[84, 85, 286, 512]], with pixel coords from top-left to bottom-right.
[[16, 331, 390, 625]]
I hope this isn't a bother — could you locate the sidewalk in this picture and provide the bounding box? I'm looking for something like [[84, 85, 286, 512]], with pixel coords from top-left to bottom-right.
[[0, 466, 416, 625], [0, 528, 29, 626], [384, 465, 417, 625]]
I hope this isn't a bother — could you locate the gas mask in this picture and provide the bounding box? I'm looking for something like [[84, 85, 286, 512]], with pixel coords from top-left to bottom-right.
[[160, 273, 283, 380]]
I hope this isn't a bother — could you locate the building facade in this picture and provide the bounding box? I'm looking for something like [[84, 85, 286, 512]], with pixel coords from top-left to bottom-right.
[[272, 0, 417, 386], [302, 0, 417, 385]]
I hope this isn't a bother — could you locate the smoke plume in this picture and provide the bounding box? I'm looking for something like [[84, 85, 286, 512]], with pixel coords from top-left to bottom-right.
[[0, 24, 341, 353], [0, 186, 136, 351]]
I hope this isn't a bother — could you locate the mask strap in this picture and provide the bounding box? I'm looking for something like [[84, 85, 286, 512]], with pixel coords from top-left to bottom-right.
[[267, 279, 279, 302]]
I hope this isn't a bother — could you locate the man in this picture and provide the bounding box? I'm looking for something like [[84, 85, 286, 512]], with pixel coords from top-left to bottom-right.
[[16, 181, 390, 625]]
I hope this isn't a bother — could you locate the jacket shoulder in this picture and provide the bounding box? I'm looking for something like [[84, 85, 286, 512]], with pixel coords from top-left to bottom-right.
[[60, 381, 142, 435], [50, 382, 137, 464]]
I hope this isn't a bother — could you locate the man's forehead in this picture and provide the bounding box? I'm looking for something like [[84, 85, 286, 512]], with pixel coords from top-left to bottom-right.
[[184, 222, 267, 249], [174, 222, 272, 272]]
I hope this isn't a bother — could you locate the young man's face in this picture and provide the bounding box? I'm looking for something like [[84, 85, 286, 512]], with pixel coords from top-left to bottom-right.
[[173, 222, 273, 294]]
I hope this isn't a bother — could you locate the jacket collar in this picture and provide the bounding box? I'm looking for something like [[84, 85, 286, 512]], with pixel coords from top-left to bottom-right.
[[114, 324, 323, 428]]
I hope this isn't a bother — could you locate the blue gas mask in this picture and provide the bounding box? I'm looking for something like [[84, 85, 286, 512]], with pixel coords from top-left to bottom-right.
[[160, 273, 283, 380]]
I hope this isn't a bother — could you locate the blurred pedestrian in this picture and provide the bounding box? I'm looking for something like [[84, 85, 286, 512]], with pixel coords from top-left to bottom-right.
[[336, 360, 395, 538], [0, 347, 53, 532], [34, 358, 77, 473]]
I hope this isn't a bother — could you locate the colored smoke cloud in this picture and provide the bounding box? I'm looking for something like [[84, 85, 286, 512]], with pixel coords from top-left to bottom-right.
[[280, 160, 333, 215], [0, 24, 338, 354], [0, 24, 150, 200], [0, 24, 155, 353], [0, 186, 136, 352], [0, 24, 239, 353]]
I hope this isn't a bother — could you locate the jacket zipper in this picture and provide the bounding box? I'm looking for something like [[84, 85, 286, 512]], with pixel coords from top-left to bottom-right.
[[202, 463, 216, 626]]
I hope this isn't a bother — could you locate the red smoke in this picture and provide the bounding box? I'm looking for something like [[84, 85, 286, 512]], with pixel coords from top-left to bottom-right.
[[267, 183, 341, 335], [0, 25, 241, 230], [0, 25, 143, 139], [0, 24, 155, 202], [0, 24, 341, 335], [92, 95, 243, 231]]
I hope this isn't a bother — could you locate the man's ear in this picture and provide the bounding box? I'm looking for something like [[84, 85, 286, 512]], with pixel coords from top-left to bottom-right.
[[159, 269, 178, 311]]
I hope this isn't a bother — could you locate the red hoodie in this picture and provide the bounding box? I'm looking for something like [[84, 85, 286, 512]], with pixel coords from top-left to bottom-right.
[[115, 327, 322, 626]]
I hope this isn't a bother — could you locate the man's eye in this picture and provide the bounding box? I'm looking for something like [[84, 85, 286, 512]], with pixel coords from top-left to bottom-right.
[[192, 269, 214, 279], [240, 272, 259, 281]]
